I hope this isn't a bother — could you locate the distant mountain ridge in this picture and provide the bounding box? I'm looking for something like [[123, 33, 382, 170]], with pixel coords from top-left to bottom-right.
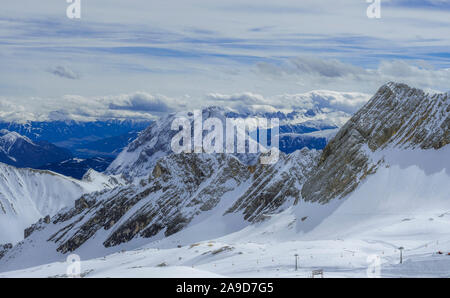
[[37, 157, 115, 180], [0, 129, 72, 168], [0, 120, 151, 158], [71, 131, 141, 158], [0, 120, 150, 144]]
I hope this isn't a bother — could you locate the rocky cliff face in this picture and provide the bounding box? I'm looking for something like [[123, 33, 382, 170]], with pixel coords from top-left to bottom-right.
[[301, 82, 449, 203], [226, 148, 318, 222], [0, 243, 12, 260], [20, 148, 319, 253]]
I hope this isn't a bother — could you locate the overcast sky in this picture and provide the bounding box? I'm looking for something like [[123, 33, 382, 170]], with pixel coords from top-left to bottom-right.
[[0, 0, 449, 121]]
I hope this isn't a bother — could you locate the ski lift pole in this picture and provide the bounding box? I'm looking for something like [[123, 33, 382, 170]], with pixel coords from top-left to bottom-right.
[[398, 247, 404, 264]]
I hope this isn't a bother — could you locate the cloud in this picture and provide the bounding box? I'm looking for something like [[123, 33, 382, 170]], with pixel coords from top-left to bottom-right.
[[1, 1, 450, 101], [276, 91, 371, 114], [47, 66, 81, 80], [0, 86, 373, 123], [47, 109, 72, 121], [3, 1, 450, 98], [257, 56, 367, 79], [206, 92, 267, 105], [108, 92, 174, 112], [204, 89, 371, 115], [1, 1, 450, 122], [386, 0, 450, 8], [257, 57, 450, 93], [0, 98, 21, 111], [0, 97, 36, 122], [0, 92, 180, 122], [288, 57, 365, 78], [205, 92, 280, 115]]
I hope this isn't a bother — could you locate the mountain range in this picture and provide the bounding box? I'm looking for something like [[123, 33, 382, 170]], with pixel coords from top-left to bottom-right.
[[0, 114, 336, 179], [37, 157, 115, 180], [0, 130, 72, 168], [0, 120, 151, 158], [0, 82, 448, 277], [0, 121, 150, 179]]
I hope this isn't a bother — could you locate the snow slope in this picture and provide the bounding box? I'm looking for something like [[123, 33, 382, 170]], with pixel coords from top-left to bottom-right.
[[1, 136, 448, 277], [0, 163, 123, 245], [0, 148, 319, 272]]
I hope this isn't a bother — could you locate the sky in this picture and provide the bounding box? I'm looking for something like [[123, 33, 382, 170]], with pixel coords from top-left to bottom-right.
[[0, 0, 449, 121]]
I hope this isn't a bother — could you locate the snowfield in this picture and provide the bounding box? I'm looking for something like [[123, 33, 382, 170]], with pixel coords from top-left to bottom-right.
[[0, 164, 123, 244], [1, 145, 448, 278]]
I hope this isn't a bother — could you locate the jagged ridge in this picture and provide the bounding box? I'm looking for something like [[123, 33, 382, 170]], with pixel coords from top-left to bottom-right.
[[22, 149, 318, 253], [301, 82, 449, 203]]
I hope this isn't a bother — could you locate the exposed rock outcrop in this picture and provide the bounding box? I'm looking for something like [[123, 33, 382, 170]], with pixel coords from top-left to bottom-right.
[[0, 243, 12, 260], [302, 82, 449, 203], [20, 149, 319, 253], [225, 148, 318, 221]]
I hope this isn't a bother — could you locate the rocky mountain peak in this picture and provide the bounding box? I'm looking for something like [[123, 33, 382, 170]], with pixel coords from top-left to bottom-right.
[[302, 82, 449, 203], [0, 130, 34, 150], [354, 82, 448, 150], [106, 106, 268, 179]]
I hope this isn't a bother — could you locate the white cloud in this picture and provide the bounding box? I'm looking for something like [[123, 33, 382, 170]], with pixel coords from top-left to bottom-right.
[[1, 0, 450, 101], [276, 91, 371, 114], [257, 57, 450, 94], [0, 87, 373, 123], [47, 66, 80, 80], [205, 89, 371, 115], [0, 98, 35, 122], [286, 57, 366, 78], [206, 92, 267, 105], [109, 92, 174, 113], [0, 92, 180, 122], [0, 0, 449, 121]]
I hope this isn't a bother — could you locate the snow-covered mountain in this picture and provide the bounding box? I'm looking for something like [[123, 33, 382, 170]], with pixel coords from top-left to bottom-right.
[[0, 82, 448, 277], [0, 120, 150, 147], [0, 163, 123, 245], [0, 148, 318, 269], [106, 107, 337, 179], [302, 82, 449, 203], [106, 107, 260, 179], [0, 120, 150, 159], [0, 130, 72, 168]]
